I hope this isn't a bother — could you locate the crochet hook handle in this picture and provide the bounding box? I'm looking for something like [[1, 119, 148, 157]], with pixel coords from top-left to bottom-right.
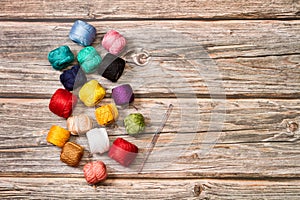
[[138, 104, 174, 173]]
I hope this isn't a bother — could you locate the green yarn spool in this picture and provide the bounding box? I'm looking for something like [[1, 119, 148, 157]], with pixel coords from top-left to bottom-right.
[[77, 46, 102, 74], [48, 46, 74, 70], [124, 113, 145, 135]]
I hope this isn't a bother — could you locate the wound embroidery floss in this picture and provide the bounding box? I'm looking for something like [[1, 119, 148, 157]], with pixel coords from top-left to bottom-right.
[[46, 21, 155, 183], [69, 20, 96, 46], [77, 46, 102, 74], [79, 79, 106, 107], [124, 113, 145, 135], [48, 46, 74, 70], [108, 137, 138, 167], [49, 88, 77, 119], [67, 114, 93, 135], [95, 104, 119, 126], [97, 53, 126, 82], [86, 128, 110, 154], [83, 161, 107, 185], [112, 84, 134, 106], [102, 30, 126, 55], [60, 142, 84, 167], [47, 125, 71, 148], [60, 65, 87, 91]]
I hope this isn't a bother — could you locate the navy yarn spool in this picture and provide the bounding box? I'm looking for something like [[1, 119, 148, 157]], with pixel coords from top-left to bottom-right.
[[69, 20, 96, 46], [97, 53, 125, 82], [60, 65, 87, 91]]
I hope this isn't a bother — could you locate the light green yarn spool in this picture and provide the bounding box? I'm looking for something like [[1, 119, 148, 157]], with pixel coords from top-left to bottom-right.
[[124, 113, 145, 135], [77, 46, 102, 74]]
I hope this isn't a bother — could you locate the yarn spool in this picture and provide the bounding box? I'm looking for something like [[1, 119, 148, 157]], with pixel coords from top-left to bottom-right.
[[102, 30, 126, 55], [112, 84, 134, 106], [97, 53, 125, 82], [48, 46, 74, 70], [79, 79, 106, 107], [60, 142, 84, 167], [67, 114, 93, 135], [69, 20, 96, 46], [95, 104, 119, 126], [83, 161, 107, 185], [77, 46, 102, 74], [86, 128, 110, 154], [47, 125, 70, 148], [108, 137, 138, 167], [124, 113, 145, 135], [60, 65, 87, 91], [49, 88, 77, 119]]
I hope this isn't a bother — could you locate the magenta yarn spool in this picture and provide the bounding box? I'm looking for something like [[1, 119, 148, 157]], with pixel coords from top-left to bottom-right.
[[111, 84, 134, 106]]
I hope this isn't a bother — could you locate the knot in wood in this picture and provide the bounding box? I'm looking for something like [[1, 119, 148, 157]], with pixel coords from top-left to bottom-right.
[[288, 122, 298, 133], [193, 184, 203, 197]]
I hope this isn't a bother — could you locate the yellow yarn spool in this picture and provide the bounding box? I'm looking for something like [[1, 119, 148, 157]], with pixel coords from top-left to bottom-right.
[[79, 79, 106, 107], [46, 125, 70, 148], [95, 104, 118, 126]]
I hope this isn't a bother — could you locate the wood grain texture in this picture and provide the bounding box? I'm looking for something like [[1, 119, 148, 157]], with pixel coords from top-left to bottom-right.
[[1, 1, 300, 198], [0, 0, 299, 20], [1, 178, 300, 200], [0, 21, 299, 98], [1, 98, 299, 178]]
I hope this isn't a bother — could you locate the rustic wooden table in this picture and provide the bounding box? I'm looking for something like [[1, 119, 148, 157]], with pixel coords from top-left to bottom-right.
[[1, 0, 300, 199]]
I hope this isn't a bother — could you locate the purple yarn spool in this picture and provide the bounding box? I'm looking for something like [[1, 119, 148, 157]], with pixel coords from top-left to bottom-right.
[[112, 84, 134, 106]]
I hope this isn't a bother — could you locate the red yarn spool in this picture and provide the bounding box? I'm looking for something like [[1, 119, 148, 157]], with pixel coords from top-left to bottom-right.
[[83, 161, 107, 185], [108, 137, 138, 167], [49, 88, 77, 119]]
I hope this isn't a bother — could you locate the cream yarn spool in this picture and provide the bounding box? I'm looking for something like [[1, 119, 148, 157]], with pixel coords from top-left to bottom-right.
[[67, 114, 93, 135], [86, 128, 110, 154]]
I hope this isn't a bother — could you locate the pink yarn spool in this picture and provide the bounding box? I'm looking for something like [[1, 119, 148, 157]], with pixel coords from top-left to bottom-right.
[[83, 161, 108, 185], [102, 30, 126, 55]]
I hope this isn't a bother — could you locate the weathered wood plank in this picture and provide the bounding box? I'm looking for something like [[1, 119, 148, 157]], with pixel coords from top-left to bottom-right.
[[0, 0, 299, 20], [0, 21, 299, 98], [1, 177, 300, 200], [1, 98, 300, 178], [1, 98, 300, 143], [2, 141, 300, 179]]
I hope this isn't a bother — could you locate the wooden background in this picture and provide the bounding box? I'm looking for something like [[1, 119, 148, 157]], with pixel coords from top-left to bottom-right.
[[1, 0, 300, 199]]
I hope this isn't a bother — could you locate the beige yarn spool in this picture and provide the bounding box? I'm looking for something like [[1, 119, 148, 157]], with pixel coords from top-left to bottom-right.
[[67, 114, 93, 135]]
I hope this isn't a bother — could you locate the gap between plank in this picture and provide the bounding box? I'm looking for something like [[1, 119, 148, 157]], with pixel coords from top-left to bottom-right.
[[1, 93, 300, 100], [0, 17, 299, 23]]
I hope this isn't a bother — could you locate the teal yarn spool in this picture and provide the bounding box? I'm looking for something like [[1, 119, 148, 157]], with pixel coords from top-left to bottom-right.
[[77, 46, 102, 74], [124, 113, 145, 135], [48, 46, 74, 70]]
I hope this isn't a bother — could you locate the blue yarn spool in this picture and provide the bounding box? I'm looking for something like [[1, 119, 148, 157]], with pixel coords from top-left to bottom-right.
[[77, 46, 102, 74], [60, 65, 87, 91], [69, 20, 96, 46], [97, 53, 125, 82], [48, 46, 74, 70]]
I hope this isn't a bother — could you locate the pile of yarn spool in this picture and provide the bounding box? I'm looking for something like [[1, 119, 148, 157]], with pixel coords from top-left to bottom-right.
[[46, 20, 146, 186]]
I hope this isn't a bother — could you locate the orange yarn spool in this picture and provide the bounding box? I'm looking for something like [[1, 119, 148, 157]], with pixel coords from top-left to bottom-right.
[[95, 104, 118, 126], [60, 142, 84, 167], [47, 125, 70, 148]]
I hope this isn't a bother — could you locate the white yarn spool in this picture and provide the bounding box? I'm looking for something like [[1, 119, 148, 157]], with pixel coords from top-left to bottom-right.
[[86, 128, 110, 154], [67, 114, 93, 135]]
